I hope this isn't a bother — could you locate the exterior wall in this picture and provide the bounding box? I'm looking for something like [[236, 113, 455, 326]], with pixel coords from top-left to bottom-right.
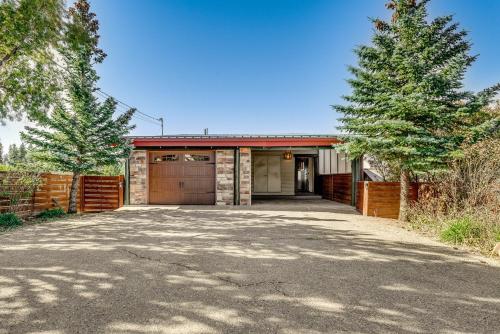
[[239, 148, 251, 205], [318, 149, 351, 175], [216, 149, 234, 205], [251, 151, 295, 195], [129, 150, 148, 204], [321, 173, 352, 205]]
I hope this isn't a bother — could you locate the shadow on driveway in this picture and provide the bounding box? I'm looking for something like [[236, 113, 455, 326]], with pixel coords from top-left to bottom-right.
[[0, 204, 499, 333]]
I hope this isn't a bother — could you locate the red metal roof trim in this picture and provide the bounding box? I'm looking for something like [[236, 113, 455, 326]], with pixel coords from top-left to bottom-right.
[[131, 136, 340, 148]]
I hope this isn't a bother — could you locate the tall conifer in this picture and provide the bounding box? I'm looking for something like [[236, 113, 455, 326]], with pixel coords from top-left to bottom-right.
[[22, 0, 135, 213], [335, 0, 499, 220]]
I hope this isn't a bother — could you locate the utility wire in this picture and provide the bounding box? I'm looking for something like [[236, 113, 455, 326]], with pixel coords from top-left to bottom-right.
[[42, 53, 164, 129]]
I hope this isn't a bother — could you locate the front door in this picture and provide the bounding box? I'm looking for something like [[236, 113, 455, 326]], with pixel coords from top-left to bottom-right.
[[295, 157, 314, 193], [148, 151, 215, 204]]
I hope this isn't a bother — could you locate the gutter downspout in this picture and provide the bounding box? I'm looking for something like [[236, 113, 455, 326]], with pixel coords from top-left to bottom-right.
[[234, 148, 240, 205], [351, 156, 362, 207]]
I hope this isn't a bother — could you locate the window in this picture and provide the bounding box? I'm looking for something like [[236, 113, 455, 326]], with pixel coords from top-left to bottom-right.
[[154, 154, 178, 162], [184, 154, 210, 162]]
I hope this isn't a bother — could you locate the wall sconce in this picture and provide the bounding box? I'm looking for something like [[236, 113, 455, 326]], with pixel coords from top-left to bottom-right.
[[283, 150, 293, 160]]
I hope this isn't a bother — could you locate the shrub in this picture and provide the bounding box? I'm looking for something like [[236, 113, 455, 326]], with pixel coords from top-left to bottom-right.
[[0, 212, 22, 228], [37, 208, 66, 220], [408, 138, 500, 254], [0, 171, 42, 214], [440, 217, 481, 245]]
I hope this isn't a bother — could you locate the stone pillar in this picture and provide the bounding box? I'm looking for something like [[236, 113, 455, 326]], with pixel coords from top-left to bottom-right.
[[129, 150, 148, 205], [239, 148, 252, 206], [216, 150, 234, 205]]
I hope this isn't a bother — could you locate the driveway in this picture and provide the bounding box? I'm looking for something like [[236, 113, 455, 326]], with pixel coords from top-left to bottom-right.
[[1, 199, 499, 334]]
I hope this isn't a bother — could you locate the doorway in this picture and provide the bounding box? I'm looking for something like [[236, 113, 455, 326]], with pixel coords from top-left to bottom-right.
[[295, 156, 315, 194]]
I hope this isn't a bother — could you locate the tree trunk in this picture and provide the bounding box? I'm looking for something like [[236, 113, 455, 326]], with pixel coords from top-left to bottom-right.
[[68, 173, 80, 214], [399, 169, 410, 221]]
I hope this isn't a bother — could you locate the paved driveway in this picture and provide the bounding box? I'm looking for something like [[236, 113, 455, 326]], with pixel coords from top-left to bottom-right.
[[1, 200, 499, 334]]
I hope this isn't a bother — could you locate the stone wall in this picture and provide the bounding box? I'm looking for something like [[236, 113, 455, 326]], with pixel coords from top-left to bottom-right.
[[129, 150, 148, 205], [215, 150, 234, 205], [239, 148, 252, 205]]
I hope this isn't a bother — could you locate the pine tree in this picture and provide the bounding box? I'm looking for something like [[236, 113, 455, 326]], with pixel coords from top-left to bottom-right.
[[17, 143, 27, 163], [6, 144, 18, 165], [335, 0, 500, 221], [22, 0, 135, 213]]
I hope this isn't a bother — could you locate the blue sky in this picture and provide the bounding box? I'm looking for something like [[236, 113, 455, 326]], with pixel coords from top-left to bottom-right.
[[2, 0, 499, 148]]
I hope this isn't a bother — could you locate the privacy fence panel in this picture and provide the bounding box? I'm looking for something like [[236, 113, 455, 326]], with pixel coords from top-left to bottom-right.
[[81, 175, 124, 212], [0, 172, 123, 217], [34, 173, 80, 213], [356, 181, 420, 219]]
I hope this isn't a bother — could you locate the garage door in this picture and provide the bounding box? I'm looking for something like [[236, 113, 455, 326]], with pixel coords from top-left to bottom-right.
[[148, 151, 215, 205]]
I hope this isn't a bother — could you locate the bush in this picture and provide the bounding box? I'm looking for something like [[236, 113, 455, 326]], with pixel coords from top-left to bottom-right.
[[37, 208, 66, 220], [408, 138, 500, 255], [440, 217, 481, 245], [0, 212, 22, 228]]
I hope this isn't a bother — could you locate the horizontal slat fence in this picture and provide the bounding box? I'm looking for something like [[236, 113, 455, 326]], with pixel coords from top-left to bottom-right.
[[34, 173, 80, 213], [1, 172, 123, 217], [321, 173, 352, 205], [357, 181, 421, 219], [81, 175, 123, 212]]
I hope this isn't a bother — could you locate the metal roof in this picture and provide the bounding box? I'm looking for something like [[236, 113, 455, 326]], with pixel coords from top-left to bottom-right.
[[127, 134, 341, 139], [129, 134, 342, 148]]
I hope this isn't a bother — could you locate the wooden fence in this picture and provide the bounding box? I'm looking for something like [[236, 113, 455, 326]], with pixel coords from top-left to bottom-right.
[[321, 174, 352, 205], [1, 172, 124, 217], [356, 181, 421, 219], [81, 176, 124, 212]]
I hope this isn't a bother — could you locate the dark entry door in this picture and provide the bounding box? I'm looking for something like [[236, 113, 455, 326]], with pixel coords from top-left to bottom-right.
[[148, 151, 215, 205], [295, 157, 314, 193]]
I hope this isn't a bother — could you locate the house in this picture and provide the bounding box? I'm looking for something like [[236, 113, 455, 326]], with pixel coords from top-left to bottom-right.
[[125, 135, 361, 206]]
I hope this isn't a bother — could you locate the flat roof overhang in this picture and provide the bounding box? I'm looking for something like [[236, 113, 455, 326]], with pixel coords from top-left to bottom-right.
[[130, 135, 340, 148]]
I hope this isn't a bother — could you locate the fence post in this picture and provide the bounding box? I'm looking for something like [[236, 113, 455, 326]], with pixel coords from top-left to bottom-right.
[[362, 181, 369, 216], [80, 175, 85, 213], [119, 175, 124, 208]]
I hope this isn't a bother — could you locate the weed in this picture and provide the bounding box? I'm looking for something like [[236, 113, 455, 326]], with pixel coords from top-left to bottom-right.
[[37, 208, 66, 220], [0, 212, 22, 228], [440, 216, 481, 245]]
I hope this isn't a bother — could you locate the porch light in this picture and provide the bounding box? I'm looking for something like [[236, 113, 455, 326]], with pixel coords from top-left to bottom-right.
[[283, 150, 293, 160]]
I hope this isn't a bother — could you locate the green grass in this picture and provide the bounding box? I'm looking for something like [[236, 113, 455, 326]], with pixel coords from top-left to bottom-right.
[[440, 216, 481, 245], [0, 212, 22, 228], [37, 208, 66, 220]]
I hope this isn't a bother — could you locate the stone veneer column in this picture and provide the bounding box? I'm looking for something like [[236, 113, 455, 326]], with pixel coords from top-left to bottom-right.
[[129, 150, 148, 204], [215, 150, 234, 205], [239, 148, 252, 206]]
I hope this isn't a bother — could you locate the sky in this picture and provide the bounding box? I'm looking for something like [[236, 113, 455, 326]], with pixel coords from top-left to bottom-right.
[[1, 0, 500, 149]]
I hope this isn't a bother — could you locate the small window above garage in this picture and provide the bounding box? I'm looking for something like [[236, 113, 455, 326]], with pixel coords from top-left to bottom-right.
[[184, 154, 210, 162], [153, 154, 179, 162]]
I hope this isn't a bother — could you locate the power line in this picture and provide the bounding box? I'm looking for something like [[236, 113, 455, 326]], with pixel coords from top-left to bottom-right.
[[42, 53, 165, 133]]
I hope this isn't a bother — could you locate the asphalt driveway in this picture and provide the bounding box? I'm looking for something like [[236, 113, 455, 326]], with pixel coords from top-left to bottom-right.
[[1, 199, 499, 334]]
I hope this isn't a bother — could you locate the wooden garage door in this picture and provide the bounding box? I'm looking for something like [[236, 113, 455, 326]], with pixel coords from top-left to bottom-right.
[[148, 151, 215, 205]]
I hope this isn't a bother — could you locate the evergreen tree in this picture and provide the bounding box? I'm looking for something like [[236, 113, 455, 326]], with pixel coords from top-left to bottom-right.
[[0, 141, 3, 164], [22, 0, 135, 213], [335, 0, 500, 221], [17, 143, 27, 163], [6, 143, 18, 165]]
